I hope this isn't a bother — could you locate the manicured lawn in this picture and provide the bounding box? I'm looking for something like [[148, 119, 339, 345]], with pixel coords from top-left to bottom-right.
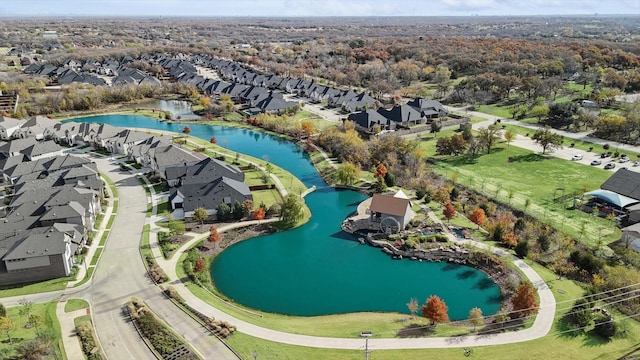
[[156, 200, 170, 217], [90, 248, 103, 266], [244, 169, 272, 186], [0, 302, 65, 359], [251, 189, 282, 208], [64, 298, 90, 313], [99, 231, 109, 246], [430, 145, 617, 247], [0, 272, 74, 297]]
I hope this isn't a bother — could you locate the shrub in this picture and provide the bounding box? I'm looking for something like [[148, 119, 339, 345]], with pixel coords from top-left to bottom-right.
[[415, 189, 426, 200], [592, 314, 617, 340], [515, 241, 529, 258], [384, 172, 396, 187], [603, 144, 610, 150]]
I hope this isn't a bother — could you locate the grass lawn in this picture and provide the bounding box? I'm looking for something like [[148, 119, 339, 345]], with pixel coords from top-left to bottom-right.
[[430, 145, 617, 247], [251, 189, 282, 208], [99, 231, 109, 246], [156, 200, 170, 217], [0, 271, 74, 297], [0, 302, 65, 360], [90, 248, 103, 266], [73, 267, 94, 288], [64, 299, 90, 313], [244, 169, 272, 186]]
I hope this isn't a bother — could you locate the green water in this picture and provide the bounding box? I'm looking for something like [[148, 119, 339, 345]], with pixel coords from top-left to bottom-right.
[[69, 115, 502, 320]]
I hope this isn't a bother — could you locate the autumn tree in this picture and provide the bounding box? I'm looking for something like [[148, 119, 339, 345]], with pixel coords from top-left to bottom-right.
[[469, 208, 487, 229], [532, 127, 564, 154], [407, 298, 419, 319], [183, 126, 191, 134], [375, 163, 387, 178], [468, 307, 483, 332], [512, 282, 539, 318], [443, 202, 456, 223], [422, 295, 450, 325], [199, 96, 211, 108], [28, 314, 43, 336], [301, 120, 316, 136], [336, 162, 360, 185], [434, 185, 451, 204], [252, 207, 266, 220], [208, 225, 221, 248], [530, 105, 549, 123], [210, 136, 217, 144], [502, 232, 517, 248], [194, 258, 206, 273], [193, 207, 208, 225]]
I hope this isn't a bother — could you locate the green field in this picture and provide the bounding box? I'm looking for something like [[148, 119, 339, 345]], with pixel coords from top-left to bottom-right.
[[429, 144, 616, 247]]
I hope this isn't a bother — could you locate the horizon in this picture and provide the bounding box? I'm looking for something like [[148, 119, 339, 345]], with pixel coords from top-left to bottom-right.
[[2, 0, 639, 17]]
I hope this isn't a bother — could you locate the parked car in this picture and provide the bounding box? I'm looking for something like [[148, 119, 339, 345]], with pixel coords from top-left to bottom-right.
[[633, 161, 640, 167], [591, 160, 602, 166], [601, 153, 609, 158], [571, 154, 584, 161], [620, 156, 630, 163], [604, 162, 616, 170]]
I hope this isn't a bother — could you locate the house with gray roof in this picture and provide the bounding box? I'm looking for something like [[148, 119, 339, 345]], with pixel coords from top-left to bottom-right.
[[13, 115, 59, 140], [0, 231, 74, 285], [407, 97, 448, 120], [169, 176, 252, 218], [164, 157, 244, 187], [377, 104, 424, 128], [348, 109, 396, 133], [0, 116, 22, 140]]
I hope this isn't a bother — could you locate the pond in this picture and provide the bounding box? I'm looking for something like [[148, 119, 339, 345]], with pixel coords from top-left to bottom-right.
[[68, 114, 502, 319], [126, 99, 201, 120]]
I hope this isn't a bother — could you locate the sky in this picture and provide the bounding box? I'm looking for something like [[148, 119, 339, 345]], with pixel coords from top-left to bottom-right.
[[1, 0, 640, 17]]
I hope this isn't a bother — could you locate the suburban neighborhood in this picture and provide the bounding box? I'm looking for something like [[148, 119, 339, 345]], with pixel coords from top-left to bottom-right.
[[1, 8, 640, 360]]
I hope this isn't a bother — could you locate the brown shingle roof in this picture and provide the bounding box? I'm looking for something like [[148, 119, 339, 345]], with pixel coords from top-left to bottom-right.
[[369, 194, 410, 217]]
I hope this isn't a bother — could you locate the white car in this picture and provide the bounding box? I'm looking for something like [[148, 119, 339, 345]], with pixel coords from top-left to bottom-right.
[[619, 156, 630, 163], [571, 154, 583, 161]]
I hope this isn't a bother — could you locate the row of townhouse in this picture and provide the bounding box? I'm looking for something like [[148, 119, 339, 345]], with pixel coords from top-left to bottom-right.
[[0, 116, 252, 284], [0, 149, 103, 285]]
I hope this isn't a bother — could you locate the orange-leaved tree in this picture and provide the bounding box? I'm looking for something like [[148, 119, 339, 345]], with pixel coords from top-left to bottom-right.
[[502, 232, 517, 248], [511, 282, 539, 318], [208, 225, 221, 248], [422, 295, 450, 325], [443, 202, 456, 223], [252, 207, 266, 220], [183, 126, 191, 134], [469, 207, 487, 229], [375, 163, 387, 178], [210, 136, 217, 144]]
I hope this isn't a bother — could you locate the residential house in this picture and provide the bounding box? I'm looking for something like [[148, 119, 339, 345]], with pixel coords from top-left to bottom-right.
[[169, 176, 252, 218], [407, 97, 448, 120], [0, 116, 22, 140], [348, 109, 396, 133], [377, 104, 424, 128]]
